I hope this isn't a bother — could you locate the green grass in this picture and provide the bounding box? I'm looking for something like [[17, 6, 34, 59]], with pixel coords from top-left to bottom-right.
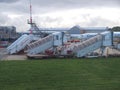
[[0, 57, 120, 90]]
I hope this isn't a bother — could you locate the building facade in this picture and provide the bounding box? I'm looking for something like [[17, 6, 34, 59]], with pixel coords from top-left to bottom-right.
[[0, 26, 17, 41]]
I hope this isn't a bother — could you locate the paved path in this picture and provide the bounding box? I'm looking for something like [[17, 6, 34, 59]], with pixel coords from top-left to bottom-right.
[[0, 48, 27, 61], [1, 47, 120, 61], [0, 48, 8, 60], [4, 55, 27, 61]]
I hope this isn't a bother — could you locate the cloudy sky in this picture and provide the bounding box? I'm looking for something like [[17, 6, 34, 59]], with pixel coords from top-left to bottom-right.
[[0, 0, 120, 32]]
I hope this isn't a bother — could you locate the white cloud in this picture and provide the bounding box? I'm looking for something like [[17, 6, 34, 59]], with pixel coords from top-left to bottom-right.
[[32, 8, 120, 27], [0, 0, 120, 32]]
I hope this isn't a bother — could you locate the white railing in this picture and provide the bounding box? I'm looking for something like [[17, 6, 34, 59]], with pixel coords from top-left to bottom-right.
[[26, 35, 53, 50], [26, 35, 54, 54], [7, 34, 33, 54], [61, 34, 103, 56]]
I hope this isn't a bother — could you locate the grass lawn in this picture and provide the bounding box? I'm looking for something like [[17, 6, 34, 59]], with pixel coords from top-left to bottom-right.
[[0, 57, 120, 90]]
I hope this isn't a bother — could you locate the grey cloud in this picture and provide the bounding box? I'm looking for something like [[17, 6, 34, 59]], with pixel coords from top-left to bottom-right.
[[29, 0, 120, 14], [0, 13, 10, 25], [0, 0, 18, 3], [0, 0, 120, 15], [0, 1, 29, 14], [33, 16, 63, 27], [33, 0, 120, 8], [0, 0, 120, 32], [80, 16, 119, 27]]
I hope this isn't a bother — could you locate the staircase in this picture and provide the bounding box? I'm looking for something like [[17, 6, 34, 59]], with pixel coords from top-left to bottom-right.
[[7, 34, 33, 54], [26, 35, 54, 55], [60, 35, 103, 57]]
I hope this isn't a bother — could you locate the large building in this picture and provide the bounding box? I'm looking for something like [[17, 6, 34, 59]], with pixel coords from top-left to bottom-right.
[[0, 26, 17, 41]]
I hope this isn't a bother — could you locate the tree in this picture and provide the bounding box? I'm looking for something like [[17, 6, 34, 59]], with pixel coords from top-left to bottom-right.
[[112, 26, 120, 32]]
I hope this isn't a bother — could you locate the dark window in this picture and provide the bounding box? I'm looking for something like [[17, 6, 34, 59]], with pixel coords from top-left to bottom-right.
[[56, 35, 59, 40]]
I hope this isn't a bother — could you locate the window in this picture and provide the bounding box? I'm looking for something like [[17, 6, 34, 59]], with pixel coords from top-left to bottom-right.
[[56, 35, 59, 40]]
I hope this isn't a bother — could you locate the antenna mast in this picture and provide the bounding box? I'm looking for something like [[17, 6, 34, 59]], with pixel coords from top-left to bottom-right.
[[27, 0, 47, 37], [30, 0, 32, 24], [28, 0, 34, 26]]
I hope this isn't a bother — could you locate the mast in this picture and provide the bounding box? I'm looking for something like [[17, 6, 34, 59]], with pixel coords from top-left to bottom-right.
[[28, 0, 34, 26], [27, 0, 47, 37], [29, 0, 32, 25], [28, 0, 34, 34]]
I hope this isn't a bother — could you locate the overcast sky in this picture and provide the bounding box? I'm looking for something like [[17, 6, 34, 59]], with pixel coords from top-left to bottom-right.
[[0, 0, 120, 32]]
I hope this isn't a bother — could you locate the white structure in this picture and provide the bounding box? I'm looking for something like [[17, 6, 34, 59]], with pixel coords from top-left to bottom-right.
[[7, 34, 33, 54], [7, 30, 113, 58], [26, 35, 54, 55], [101, 31, 113, 46], [39, 26, 109, 34], [60, 31, 112, 57], [26, 32, 68, 55]]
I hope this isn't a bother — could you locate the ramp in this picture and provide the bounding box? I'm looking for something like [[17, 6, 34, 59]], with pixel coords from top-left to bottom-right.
[[60, 35, 103, 57], [76, 35, 103, 57], [7, 34, 33, 54], [26, 35, 54, 55]]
